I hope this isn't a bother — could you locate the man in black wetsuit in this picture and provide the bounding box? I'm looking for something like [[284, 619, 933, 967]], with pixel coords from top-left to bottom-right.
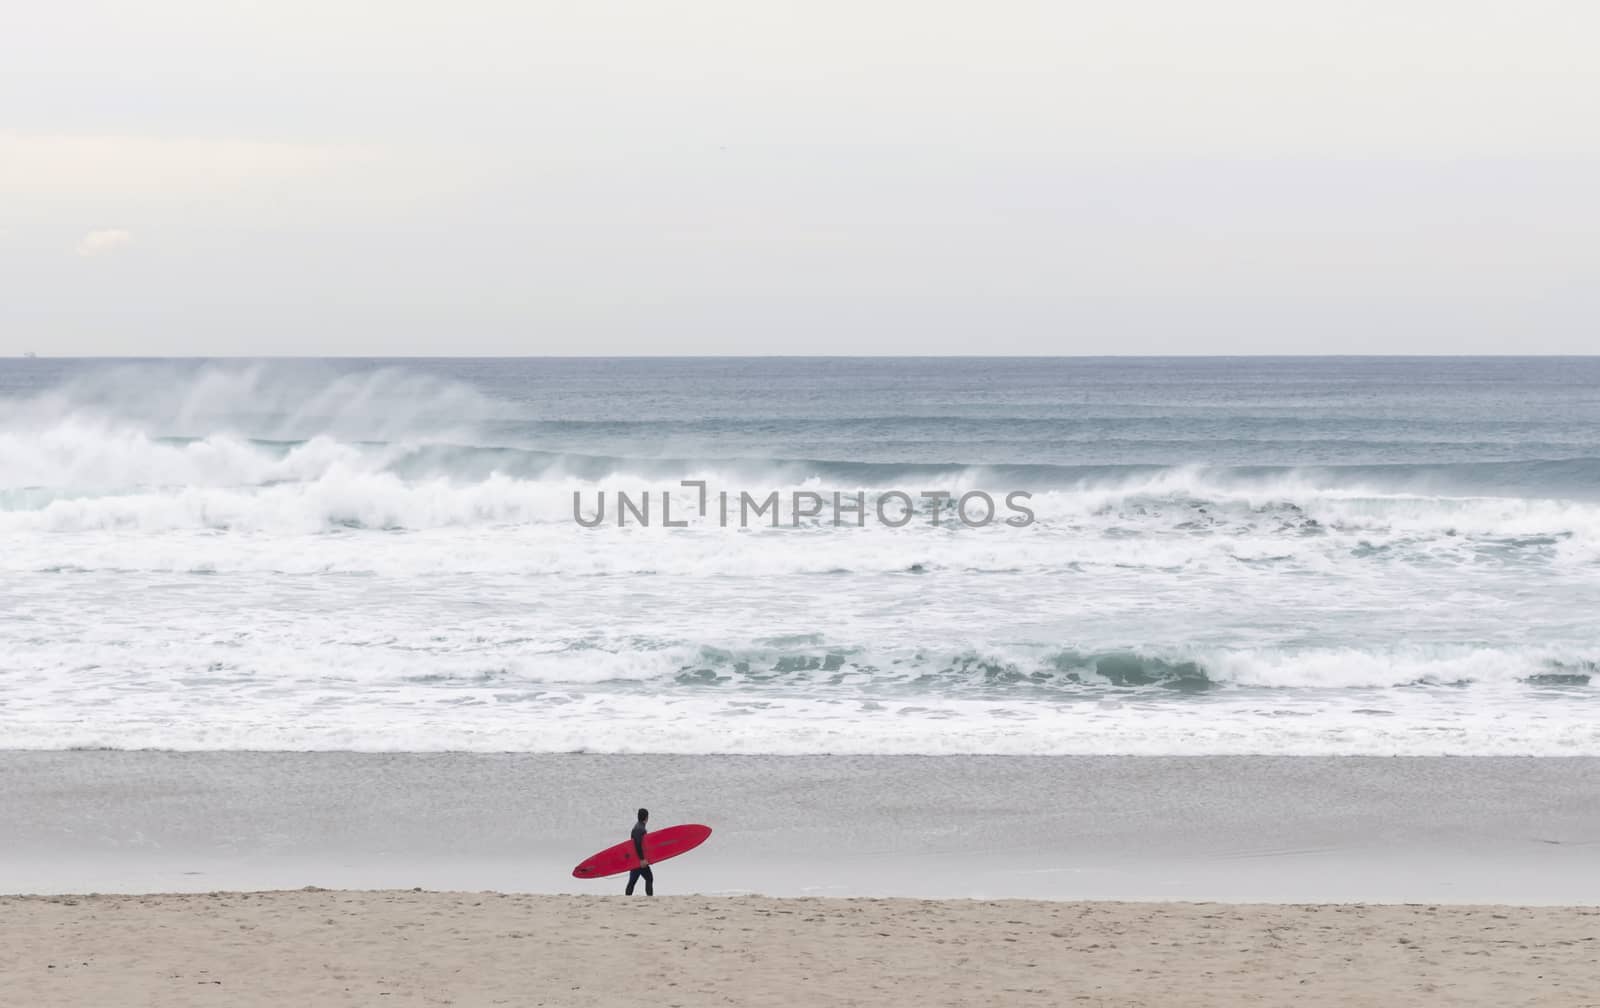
[[625, 808, 653, 896]]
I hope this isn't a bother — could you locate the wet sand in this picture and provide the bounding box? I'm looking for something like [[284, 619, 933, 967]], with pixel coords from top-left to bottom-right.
[[3, 752, 1597, 902], [3, 891, 1597, 1007]]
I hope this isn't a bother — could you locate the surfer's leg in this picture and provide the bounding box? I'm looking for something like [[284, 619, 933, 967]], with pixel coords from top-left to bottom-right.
[[641, 865, 654, 896], [625, 868, 641, 895]]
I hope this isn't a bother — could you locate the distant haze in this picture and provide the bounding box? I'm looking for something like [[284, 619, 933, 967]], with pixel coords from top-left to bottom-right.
[[2, 1, 1597, 355]]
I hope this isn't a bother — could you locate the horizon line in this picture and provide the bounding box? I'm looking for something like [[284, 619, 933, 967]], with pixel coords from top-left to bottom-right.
[[10, 352, 1600, 361]]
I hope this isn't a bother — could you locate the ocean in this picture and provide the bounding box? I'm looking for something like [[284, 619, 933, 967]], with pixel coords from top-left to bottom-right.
[[2, 356, 1598, 756]]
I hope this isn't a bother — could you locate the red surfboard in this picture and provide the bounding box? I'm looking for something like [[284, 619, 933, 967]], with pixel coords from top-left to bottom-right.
[[571, 823, 713, 879]]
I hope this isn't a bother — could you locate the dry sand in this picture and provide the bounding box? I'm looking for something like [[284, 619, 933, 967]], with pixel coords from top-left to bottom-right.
[[2, 892, 1597, 1007]]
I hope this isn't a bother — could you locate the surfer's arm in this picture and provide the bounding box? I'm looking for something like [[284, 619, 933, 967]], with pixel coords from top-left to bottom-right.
[[633, 830, 648, 864]]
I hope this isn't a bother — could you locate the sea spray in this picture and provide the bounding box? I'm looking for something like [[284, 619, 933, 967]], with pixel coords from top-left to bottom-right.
[[4, 357, 1600, 755]]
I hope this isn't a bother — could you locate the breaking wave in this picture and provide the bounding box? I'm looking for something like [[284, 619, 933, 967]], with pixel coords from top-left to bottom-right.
[[395, 642, 1598, 693], [5, 359, 1600, 755]]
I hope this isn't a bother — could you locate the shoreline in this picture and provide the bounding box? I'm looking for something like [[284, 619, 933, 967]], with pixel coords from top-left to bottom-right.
[[5, 751, 1598, 904], [4, 891, 1597, 1007]]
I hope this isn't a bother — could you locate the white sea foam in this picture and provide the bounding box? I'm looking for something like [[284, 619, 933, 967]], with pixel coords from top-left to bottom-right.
[[5, 684, 1597, 756]]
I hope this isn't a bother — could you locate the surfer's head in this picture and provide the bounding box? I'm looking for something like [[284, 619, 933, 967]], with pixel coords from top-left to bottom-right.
[[637, 808, 649, 822]]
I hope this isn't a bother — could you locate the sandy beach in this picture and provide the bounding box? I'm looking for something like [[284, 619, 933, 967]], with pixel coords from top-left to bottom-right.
[[5, 754, 1597, 1004], [2, 891, 1596, 1007]]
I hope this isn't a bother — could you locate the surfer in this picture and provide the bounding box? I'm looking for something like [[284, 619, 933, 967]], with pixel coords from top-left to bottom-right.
[[625, 808, 654, 896]]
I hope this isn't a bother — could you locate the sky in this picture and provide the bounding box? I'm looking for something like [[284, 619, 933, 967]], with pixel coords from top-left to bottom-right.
[[2, 0, 1597, 356]]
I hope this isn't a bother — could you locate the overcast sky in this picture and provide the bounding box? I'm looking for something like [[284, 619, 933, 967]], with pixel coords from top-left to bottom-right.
[[2, 1, 1597, 355]]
